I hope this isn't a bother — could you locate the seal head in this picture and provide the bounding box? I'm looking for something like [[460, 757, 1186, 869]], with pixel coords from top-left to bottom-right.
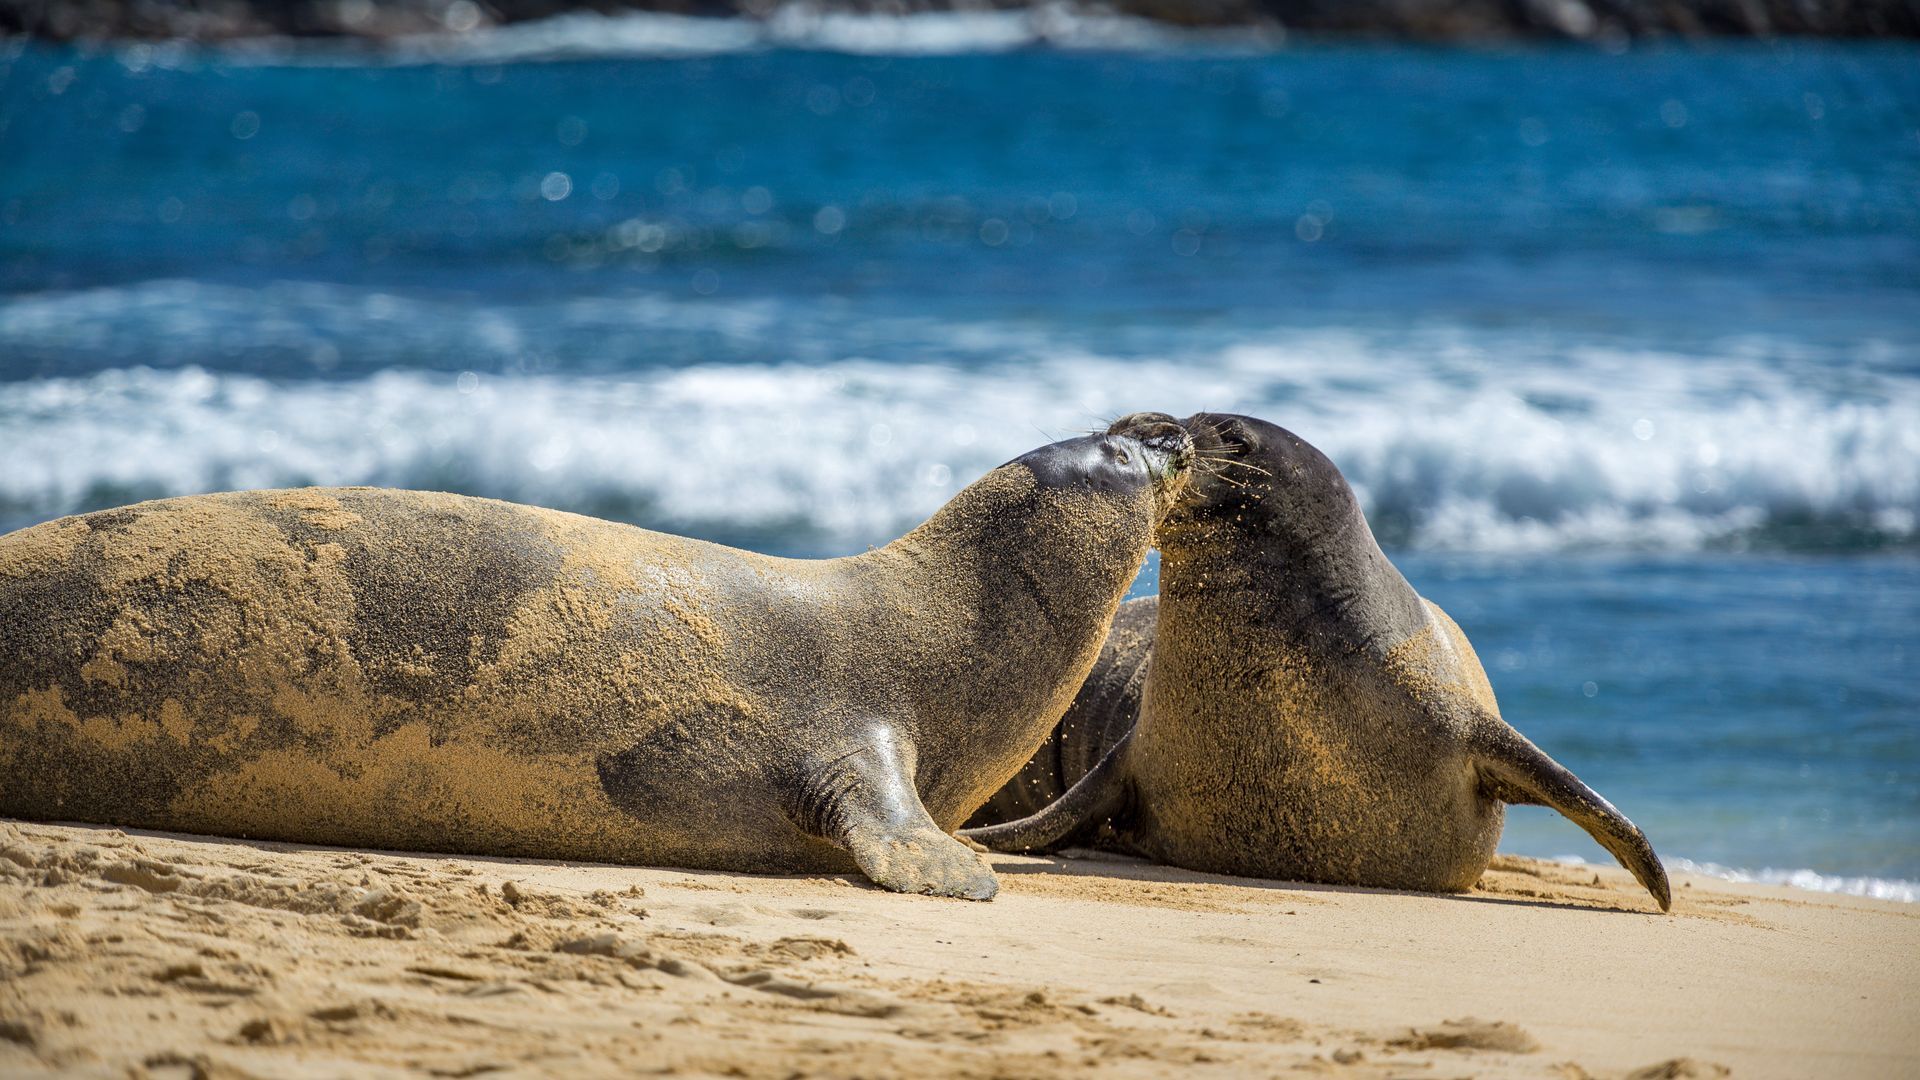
[[1012, 428, 1192, 507]]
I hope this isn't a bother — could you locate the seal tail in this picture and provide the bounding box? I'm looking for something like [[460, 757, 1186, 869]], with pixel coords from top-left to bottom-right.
[[961, 733, 1133, 854], [1475, 724, 1672, 912]]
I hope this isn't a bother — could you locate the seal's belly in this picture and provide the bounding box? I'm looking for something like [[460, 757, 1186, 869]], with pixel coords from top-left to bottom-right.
[[1130, 691, 1503, 892], [1135, 751, 1503, 892], [0, 488, 837, 868]]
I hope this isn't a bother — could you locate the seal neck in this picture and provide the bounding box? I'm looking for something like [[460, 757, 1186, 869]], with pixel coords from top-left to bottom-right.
[[875, 463, 1149, 630], [1158, 504, 1427, 654], [854, 462, 1156, 820]]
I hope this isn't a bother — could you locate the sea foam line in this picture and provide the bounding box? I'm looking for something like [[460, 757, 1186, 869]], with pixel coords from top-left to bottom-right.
[[2, 353, 1914, 553], [1553, 855, 1919, 903]]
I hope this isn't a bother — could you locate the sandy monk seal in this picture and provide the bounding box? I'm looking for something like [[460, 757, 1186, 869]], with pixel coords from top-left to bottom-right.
[[965, 413, 1670, 911], [0, 429, 1191, 900]]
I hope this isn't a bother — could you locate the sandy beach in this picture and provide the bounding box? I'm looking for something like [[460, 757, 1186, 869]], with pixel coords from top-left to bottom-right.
[[1, 819, 1912, 1079]]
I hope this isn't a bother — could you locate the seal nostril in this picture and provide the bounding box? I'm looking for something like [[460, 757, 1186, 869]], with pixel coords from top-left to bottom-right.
[[1137, 426, 1192, 464]]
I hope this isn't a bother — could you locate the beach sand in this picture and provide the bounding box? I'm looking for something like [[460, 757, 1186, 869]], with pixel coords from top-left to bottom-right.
[[1, 819, 1912, 1079]]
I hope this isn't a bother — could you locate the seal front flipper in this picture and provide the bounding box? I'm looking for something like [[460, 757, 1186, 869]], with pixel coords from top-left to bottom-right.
[[790, 722, 998, 901], [1473, 719, 1672, 912], [962, 732, 1135, 855]]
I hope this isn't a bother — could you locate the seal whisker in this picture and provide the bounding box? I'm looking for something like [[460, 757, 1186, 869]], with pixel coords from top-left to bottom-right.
[[1201, 456, 1274, 478], [1190, 459, 1254, 493], [1190, 453, 1260, 485]]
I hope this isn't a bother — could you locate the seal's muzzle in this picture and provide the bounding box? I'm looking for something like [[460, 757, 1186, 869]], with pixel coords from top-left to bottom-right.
[[1106, 412, 1193, 483]]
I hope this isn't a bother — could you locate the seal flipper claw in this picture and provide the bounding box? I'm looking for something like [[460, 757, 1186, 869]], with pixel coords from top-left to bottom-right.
[[1474, 722, 1672, 912], [792, 722, 998, 900], [963, 732, 1134, 854]]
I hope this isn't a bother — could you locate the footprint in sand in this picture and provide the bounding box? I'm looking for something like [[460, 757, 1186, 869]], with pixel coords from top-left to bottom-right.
[[1626, 1059, 1732, 1079], [1386, 1017, 1539, 1053]]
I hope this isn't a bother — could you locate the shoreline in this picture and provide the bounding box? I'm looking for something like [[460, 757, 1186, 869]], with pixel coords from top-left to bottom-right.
[[1572, 853, 1919, 905], [3, 818, 1915, 1078]]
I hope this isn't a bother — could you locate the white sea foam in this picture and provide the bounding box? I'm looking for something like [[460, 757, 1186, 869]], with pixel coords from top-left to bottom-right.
[[1552, 855, 1919, 903], [2, 281, 1915, 552], [204, 5, 1262, 67]]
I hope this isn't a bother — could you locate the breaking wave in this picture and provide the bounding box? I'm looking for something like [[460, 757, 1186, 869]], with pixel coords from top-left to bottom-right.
[[2, 281, 1914, 553], [188, 7, 1264, 67]]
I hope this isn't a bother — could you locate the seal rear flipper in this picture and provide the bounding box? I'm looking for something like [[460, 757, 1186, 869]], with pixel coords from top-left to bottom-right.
[[1474, 723, 1672, 912], [789, 722, 998, 901], [961, 732, 1134, 854]]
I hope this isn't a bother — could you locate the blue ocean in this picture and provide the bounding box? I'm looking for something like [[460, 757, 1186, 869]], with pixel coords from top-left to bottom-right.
[[1, 14, 1915, 898]]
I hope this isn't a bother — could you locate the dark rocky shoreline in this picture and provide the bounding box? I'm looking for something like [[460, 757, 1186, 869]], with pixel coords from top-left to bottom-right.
[[3, 0, 1916, 44]]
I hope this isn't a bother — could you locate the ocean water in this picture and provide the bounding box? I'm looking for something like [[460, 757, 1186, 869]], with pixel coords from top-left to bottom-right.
[[1, 19, 1916, 898]]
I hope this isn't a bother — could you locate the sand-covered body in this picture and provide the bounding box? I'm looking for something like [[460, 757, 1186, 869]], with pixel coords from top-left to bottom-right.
[[0, 465, 1164, 883], [1141, 586, 1518, 892], [970, 414, 1668, 909], [982, 593, 1511, 892]]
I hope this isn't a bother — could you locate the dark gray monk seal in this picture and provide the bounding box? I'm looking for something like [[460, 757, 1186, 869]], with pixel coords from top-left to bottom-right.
[[0, 429, 1191, 900], [965, 413, 1670, 911]]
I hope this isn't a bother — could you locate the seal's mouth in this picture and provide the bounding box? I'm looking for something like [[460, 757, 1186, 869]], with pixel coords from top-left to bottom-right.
[[1176, 412, 1233, 460], [1112, 412, 1254, 493], [1117, 417, 1192, 482], [1105, 413, 1194, 515]]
